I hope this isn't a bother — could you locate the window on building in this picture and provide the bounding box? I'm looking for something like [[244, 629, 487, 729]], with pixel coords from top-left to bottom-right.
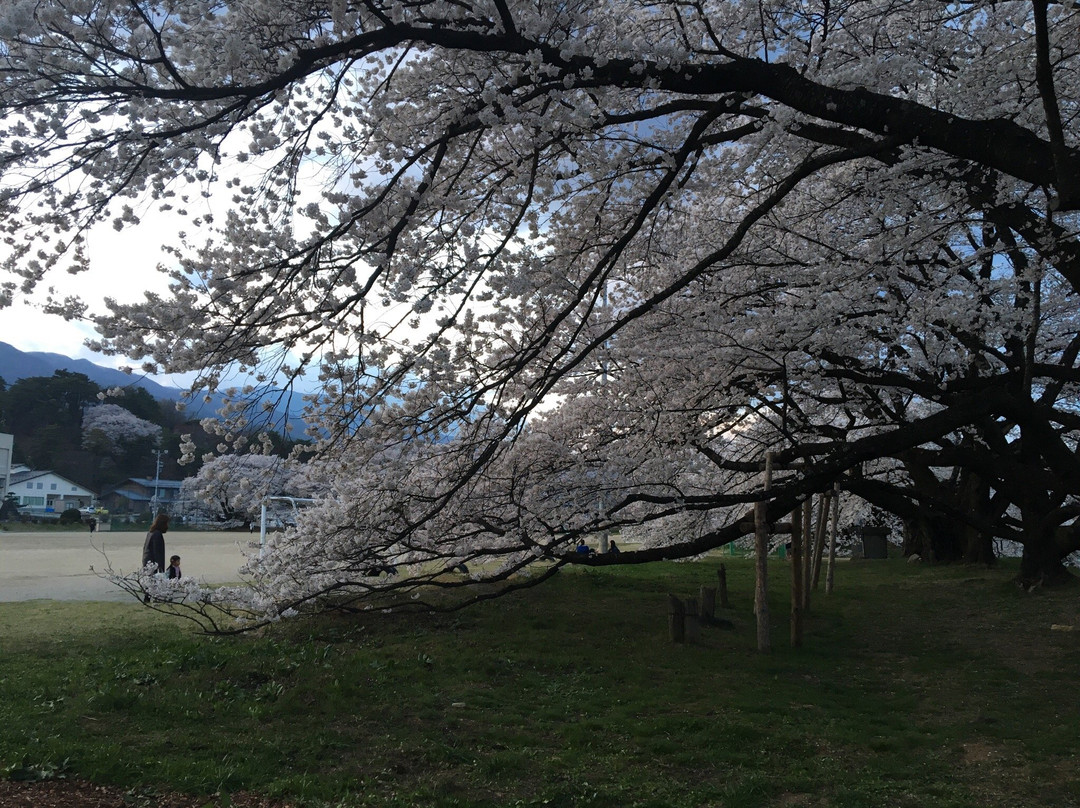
[[50, 483, 57, 490], [36, 483, 43, 489]]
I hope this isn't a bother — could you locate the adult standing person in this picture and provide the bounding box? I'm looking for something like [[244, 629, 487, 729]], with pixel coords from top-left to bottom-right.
[[142, 513, 169, 603], [142, 513, 168, 574]]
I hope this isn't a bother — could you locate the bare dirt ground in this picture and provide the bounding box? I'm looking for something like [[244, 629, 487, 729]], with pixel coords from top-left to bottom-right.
[[0, 780, 294, 807], [0, 528, 257, 602]]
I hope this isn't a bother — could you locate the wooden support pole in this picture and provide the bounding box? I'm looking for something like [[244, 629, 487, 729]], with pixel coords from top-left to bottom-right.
[[700, 585, 717, 623], [790, 499, 804, 648], [826, 482, 841, 594], [801, 498, 813, 613], [685, 597, 701, 643], [811, 491, 830, 591], [755, 452, 774, 653]]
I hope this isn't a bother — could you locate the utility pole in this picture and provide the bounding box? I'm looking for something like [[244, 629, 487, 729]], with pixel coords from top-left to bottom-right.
[[151, 448, 167, 515]]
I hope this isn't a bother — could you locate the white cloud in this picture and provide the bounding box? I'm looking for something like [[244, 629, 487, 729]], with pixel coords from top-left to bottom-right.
[[0, 210, 201, 385]]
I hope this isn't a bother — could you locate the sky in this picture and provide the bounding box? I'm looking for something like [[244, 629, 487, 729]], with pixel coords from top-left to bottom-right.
[[0, 114, 362, 392], [0, 102, 438, 393], [0, 208, 196, 384], [0, 114, 302, 383], [0, 200, 392, 394]]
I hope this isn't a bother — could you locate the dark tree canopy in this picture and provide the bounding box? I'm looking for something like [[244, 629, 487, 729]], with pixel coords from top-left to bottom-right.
[[1, 0, 1079, 623]]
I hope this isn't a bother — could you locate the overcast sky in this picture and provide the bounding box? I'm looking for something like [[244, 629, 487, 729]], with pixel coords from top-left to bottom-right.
[[0, 207, 192, 382]]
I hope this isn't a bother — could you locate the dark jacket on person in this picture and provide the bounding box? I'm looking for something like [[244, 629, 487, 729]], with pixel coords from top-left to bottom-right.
[[142, 530, 166, 573]]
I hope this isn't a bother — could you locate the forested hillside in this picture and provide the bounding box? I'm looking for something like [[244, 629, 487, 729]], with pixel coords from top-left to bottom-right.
[[0, 370, 207, 491]]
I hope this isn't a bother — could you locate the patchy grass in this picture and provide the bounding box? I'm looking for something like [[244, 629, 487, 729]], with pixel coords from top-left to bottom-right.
[[2, 558, 1079, 807], [0, 521, 88, 533]]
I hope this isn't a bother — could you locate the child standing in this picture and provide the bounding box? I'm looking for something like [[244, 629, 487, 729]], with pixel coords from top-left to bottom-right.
[[167, 555, 182, 580]]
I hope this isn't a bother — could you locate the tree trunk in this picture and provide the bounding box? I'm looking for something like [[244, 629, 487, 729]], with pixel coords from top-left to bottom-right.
[[958, 467, 996, 565], [897, 450, 997, 565], [1015, 518, 1080, 589], [1018, 541, 1075, 589], [790, 502, 803, 649], [902, 505, 994, 565]]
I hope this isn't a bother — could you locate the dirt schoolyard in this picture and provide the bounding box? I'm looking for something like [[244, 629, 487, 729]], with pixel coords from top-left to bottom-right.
[[0, 528, 257, 602]]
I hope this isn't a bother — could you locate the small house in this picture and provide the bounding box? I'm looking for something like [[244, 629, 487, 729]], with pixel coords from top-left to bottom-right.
[[99, 477, 183, 516], [9, 466, 96, 516]]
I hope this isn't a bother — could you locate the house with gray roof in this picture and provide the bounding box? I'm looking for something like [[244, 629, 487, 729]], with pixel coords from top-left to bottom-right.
[[9, 465, 96, 516]]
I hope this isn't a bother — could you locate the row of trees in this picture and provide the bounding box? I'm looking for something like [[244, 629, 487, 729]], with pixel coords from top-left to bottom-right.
[[2, 0, 1079, 624]]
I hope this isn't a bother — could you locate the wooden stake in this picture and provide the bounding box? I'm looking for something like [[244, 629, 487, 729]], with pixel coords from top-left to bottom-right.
[[801, 498, 813, 612], [790, 499, 804, 648], [700, 585, 717, 623], [754, 452, 774, 653], [685, 597, 701, 643], [811, 491, 831, 590], [718, 563, 731, 608], [668, 594, 686, 643]]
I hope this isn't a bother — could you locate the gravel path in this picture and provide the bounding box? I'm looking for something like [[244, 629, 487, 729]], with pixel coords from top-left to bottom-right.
[[0, 528, 258, 602]]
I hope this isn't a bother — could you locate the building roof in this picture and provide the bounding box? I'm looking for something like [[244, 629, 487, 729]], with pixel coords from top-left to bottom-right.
[[101, 478, 184, 499], [9, 468, 97, 495], [126, 478, 184, 490], [10, 469, 47, 484], [104, 490, 154, 504]]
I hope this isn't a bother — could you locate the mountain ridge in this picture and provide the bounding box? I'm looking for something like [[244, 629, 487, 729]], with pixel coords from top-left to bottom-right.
[[0, 341, 189, 402], [0, 341, 312, 425]]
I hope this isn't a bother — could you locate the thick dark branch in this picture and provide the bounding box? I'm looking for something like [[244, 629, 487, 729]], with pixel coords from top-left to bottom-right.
[[986, 202, 1080, 290], [1032, 0, 1080, 209], [568, 391, 999, 566], [22, 17, 1075, 206]]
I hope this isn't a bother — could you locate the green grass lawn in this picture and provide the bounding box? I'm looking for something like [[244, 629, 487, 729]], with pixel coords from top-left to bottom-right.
[[2, 557, 1079, 807]]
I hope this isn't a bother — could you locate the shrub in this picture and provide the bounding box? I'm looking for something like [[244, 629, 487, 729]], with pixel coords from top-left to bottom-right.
[[58, 508, 83, 525], [0, 493, 19, 521]]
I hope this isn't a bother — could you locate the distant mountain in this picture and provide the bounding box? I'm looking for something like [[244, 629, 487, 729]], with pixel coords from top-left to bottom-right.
[[0, 341, 312, 424], [1, 339, 315, 425], [0, 341, 257, 421], [0, 341, 187, 402]]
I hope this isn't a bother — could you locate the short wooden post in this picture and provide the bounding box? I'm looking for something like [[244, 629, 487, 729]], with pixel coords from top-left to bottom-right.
[[685, 597, 701, 643], [790, 500, 804, 649], [700, 585, 717, 623], [755, 452, 774, 653], [718, 563, 731, 608], [668, 594, 686, 643]]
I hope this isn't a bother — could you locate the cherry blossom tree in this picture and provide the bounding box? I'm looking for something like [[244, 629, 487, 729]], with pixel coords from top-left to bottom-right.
[[180, 452, 311, 522], [81, 403, 161, 455], [3, 0, 1080, 623]]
